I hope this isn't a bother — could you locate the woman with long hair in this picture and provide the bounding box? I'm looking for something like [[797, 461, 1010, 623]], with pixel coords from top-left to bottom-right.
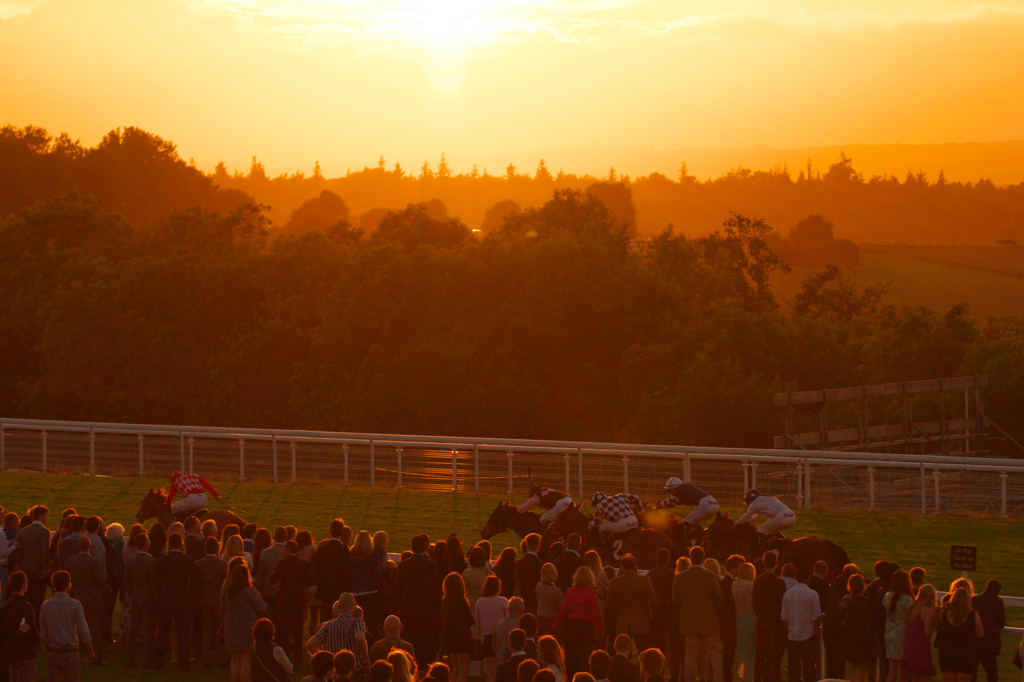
[[493, 547, 518, 599], [935, 587, 984, 682], [250, 617, 292, 681], [581, 551, 609, 628], [148, 522, 168, 558], [222, 564, 270, 682], [445, 535, 466, 576], [903, 584, 938, 682], [222, 535, 253, 572], [389, 649, 416, 682], [439, 572, 476, 682], [702, 558, 722, 580], [883, 570, 915, 682], [553, 567, 602, 678], [840, 573, 873, 682], [463, 546, 494, 607], [732, 563, 756, 682], [538, 635, 566, 682], [252, 528, 272, 574], [474, 576, 509, 682], [350, 530, 383, 640]]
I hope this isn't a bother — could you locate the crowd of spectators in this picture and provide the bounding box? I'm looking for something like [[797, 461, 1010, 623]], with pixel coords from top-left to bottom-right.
[[0, 503, 1021, 682]]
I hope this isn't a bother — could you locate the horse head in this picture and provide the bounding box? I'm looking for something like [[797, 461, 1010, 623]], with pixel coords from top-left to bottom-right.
[[135, 488, 167, 524], [481, 501, 514, 539]]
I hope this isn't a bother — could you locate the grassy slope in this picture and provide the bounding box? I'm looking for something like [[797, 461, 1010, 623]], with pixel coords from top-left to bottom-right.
[[771, 246, 1024, 319], [1, 469, 1021, 681]]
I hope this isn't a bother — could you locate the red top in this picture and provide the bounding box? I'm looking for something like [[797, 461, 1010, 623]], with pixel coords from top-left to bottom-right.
[[554, 586, 603, 634], [166, 474, 219, 506]]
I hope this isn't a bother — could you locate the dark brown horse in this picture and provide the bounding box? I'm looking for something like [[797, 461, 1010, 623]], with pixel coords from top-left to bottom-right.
[[479, 502, 546, 540], [548, 502, 677, 569], [702, 512, 850, 581], [135, 488, 245, 530]]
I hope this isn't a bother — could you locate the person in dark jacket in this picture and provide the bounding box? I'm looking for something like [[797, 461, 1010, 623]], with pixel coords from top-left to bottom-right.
[[124, 533, 157, 668], [13, 506, 51, 622], [751, 552, 786, 682], [609, 634, 642, 682], [720, 555, 745, 682], [553, 535, 583, 593], [496, 629, 531, 682], [66, 535, 107, 665], [396, 535, 442, 670], [515, 535, 543, 615], [150, 533, 197, 670], [194, 536, 228, 667], [971, 579, 1006, 682], [270, 540, 314, 662], [864, 561, 899, 682], [1, 571, 40, 682], [822, 563, 859, 680], [314, 520, 352, 622], [647, 549, 675, 653]]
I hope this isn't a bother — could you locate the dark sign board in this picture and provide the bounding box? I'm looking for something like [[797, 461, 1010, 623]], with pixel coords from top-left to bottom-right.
[[950, 545, 977, 571]]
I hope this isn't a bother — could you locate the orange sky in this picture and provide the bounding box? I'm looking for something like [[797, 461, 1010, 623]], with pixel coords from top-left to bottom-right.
[[3, 0, 1024, 177]]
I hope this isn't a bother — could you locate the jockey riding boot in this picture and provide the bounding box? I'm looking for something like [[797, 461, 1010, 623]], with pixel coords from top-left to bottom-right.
[[756, 532, 767, 557]]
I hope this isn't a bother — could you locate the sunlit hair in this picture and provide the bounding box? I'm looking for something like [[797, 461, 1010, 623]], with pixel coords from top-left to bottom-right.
[[738, 563, 755, 582], [352, 530, 373, 560], [572, 566, 595, 589], [388, 649, 416, 682], [105, 523, 124, 541], [442, 572, 468, 604], [221, 534, 246, 563], [168, 521, 185, 537], [944, 585, 972, 625], [886, 570, 911, 615], [373, 530, 389, 547], [848, 573, 866, 597], [948, 577, 974, 599], [582, 550, 601, 575], [538, 635, 565, 675], [703, 558, 722, 579], [911, 584, 937, 619], [225, 563, 251, 604], [541, 562, 558, 584], [675, 557, 691, 574]]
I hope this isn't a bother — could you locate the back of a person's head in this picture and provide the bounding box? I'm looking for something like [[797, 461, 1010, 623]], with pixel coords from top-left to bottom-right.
[[51, 570, 71, 592], [508, 628, 527, 652], [614, 633, 632, 655], [639, 649, 665, 678], [329, 519, 345, 538], [31, 505, 48, 521], [253, 618, 275, 647], [71, 515, 86, 533], [688, 546, 705, 564], [241, 523, 257, 539], [184, 517, 200, 532], [85, 516, 101, 534], [369, 660, 394, 682], [311, 650, 335, 679], [538, 635, 563, 671], [384, 615, 402, 635], [499, 547, 517, 563], [841, 563, 859, 578], [285, 539, 298, 554], [204, 536, 219, 555], [796, 566, 811, 583], [762, 552, 777, 571], [469, 545, 487, 568], [483, 575, 501, 597], [201, 519, 218, 537], [518, 660, 540, 682], [411, 535, 428, 554], [168, 533, 184, 551], [567, 534, 581, 551], [525, 533, 541, 552], [674, 557, 691, 573], [985, 579, 1002, 595], [620, 555, 637, 572], [388, 649, 415, 682], [273, 526, 288, 543], [656, 548, 671, 566], [334, 650, 357, 676], [588, 650, 611, 679], [549, 541, 565, 559], [573, 673, 596, 682], [519, 613, 538, 638], [848, 573, 866, 597], [781, 563, 796, 578], [426, 662, 450, 682], [509, 596, 525, 616], [76, 536, 91, 552], [812, 561, 828, 577], [572, 566, 595, 589], [738, 563, 755, 582], [541, 562, 558, 584], [725, 555, 744, 572], [8, 571, 27, 594], [135, 533, 150, 552]]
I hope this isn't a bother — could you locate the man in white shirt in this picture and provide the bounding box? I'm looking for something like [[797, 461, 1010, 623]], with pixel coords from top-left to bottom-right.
[[780, 567, 821, 682]]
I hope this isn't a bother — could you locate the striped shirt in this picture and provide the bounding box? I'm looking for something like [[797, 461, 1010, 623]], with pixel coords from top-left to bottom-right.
[[39, 592, 91, 650]]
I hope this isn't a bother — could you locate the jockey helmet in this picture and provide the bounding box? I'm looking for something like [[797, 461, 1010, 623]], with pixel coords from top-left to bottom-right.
[[591, 491, 607, 506], [744, 488, 760, 504], [664, 476, 683, 489], [171, 472, 183, 480]]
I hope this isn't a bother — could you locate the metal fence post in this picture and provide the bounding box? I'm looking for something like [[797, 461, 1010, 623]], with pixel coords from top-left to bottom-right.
[[272, 436, 278, 485], [805, 459, 812, 510], [189, 437, 195, 475], [1000, 472, 1007, 518], [239, 440, 245, 482], [920, 463, 926, 516], [89, 429, 96, 476], [474, 444, 480, 494], [507, 452, 513, 495], [179, 432, 185, 474], [751, 462, 757, 490], [564, 453, 570, 493], [0, 423, 4, 471], [290, 442, 297, 483], [868, 466, 875, 512], [622, 457, 629, 494], [933, 469, 940, 515], [138, 434, 143, 477], [370, 440, 375, 490], [683, 453, 691, 483], [397, 447, 403, 489], [42, 430, 48, 472], [343, 444, 349, 486], [578, 448, 584, 500], [743, 462, 749, 495], [796, 463, 804, 510], [451, 449, 456, 492]]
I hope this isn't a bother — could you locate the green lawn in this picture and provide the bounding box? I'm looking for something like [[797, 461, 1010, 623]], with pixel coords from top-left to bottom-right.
[[1, 469, 1021, 681]]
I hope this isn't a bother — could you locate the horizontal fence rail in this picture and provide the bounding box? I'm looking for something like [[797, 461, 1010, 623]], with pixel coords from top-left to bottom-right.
[[2, 417, 1024, 519]]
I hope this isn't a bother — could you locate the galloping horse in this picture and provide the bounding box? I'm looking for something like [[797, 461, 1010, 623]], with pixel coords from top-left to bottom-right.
[[702, 512, 850, 581], [135, 488, 245, 530], [547, 502, 676, 569], [479, 502, 546, 540], [643, 510, 706, 552]]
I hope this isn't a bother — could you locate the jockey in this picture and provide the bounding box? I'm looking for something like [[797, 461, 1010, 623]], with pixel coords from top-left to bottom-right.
[[588, 491, 644, 536], [735, 489, 795, 553], [654, 477, 719, 528], [517, 485, 573, 526], [166, 472, 221, 519]]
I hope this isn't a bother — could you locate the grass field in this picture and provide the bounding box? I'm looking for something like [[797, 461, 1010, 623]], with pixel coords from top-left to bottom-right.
[[1, 469, 1021, 681], [772, 244, 1024, 319]]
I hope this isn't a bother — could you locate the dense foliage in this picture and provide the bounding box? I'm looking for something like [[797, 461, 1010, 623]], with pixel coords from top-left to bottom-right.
[[2, 126, 1023, 450]]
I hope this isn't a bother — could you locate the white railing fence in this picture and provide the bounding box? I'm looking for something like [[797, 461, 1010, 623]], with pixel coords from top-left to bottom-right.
[[3, 417, 1024, 519]]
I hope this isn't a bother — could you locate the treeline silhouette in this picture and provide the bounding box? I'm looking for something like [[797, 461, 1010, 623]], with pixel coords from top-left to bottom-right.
[[2, 124, 1024, 449]]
